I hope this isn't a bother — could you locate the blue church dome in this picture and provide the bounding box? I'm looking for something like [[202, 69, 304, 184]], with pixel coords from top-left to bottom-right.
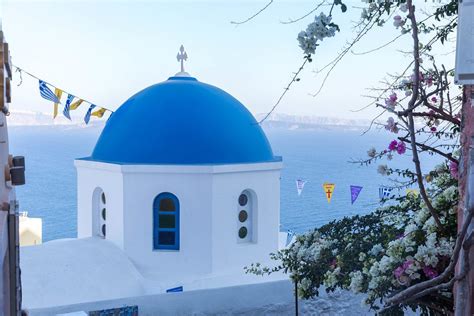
[[90, 76, 277, 165]]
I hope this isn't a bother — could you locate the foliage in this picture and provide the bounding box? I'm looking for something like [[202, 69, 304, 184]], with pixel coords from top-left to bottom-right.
[[246, 166, 458, 314]]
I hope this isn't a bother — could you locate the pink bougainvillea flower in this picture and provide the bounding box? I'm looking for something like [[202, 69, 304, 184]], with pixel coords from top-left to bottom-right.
[[423, 266, 438, 279], [393, 15, 405, 28], [388, 140, 398, 151], [402, 260, 414, 270], [431, 96, 438, 103], [385, 117, 399, 134], [449, 160, 458, 179], [385, 93, 398, 108], [394, 266, 404, 278], [426, 77, 433, 87], [396, 141, 406, 154], [430, 126, 437, 132]]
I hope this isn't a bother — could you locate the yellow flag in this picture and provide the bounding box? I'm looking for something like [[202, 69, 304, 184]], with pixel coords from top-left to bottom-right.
[[91, 108, 107, 118], [323, 183, 335, 203], [53, 88, 62, 118], [69, 99, 84, 111], [406, 189, 419, 197]]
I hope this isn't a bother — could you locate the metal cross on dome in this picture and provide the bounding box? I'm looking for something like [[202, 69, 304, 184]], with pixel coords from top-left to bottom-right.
[[176, 45, 188, 73]]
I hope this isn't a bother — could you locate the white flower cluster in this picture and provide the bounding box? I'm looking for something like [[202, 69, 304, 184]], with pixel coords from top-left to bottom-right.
[[348, 184, 456, 305], [297, 13, 337, 55], [292, 233, 335, 262], [323, 267, 341, 288]]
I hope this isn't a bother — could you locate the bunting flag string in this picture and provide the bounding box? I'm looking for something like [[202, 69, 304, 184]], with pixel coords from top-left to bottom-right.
[[13, 65, 113, 124]]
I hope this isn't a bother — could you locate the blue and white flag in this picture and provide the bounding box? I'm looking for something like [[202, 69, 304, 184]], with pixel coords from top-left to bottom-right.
[[84, 104, 96, 124], [63, 94, 74, 120], [38, 80, 59, 103], [379, 187, 393, 199]]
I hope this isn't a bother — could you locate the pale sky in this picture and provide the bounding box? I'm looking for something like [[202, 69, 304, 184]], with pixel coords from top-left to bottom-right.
[[1, 0, 456, 120]]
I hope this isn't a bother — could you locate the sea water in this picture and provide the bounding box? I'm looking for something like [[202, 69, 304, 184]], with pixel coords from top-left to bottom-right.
[[9, 125, 440, 242]]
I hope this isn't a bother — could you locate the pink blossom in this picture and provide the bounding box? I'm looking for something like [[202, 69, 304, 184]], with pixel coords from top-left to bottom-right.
[[402, 260, 414, 270], [423, 266, 438, 279], [394, 260, 414, 279], [396, 141, 406, 154], [388, 140, 398, 151], [431, 96, 438, 103], [393, 15, 405, 28], [426, 77, 433, 87], [449, 161, 458, 179], [385, 93, 398, 108], [431, 126, 437, 132], [385, 117, 399, 133], [394, 266, 404, 278]]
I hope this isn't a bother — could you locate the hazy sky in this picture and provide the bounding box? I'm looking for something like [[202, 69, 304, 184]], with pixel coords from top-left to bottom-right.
[[1, 1, 456, 120]]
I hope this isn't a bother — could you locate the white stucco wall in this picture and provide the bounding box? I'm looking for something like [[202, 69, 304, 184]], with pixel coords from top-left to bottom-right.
[[75, 160, 282, 285], [211, 164, 281, 274], [121, 167, 214, 283], [76, 161, 125, 249], [26, 280, 371, 316]]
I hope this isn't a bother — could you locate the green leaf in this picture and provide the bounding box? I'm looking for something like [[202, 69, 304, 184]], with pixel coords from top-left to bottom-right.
[[341, 4, 347, 13]]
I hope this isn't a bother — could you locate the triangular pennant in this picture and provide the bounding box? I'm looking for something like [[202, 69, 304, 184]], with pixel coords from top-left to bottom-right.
[[323, 183, 335, 203], [296, 179, 306, 196], [350, 185, 363, 204]]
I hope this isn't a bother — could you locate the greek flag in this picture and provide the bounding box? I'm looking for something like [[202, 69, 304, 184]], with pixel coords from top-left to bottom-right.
[[379, 187, 393, 199], [63, 94, 74, 120], [84, 104, 96, 124], [39, 80, 59, 103]]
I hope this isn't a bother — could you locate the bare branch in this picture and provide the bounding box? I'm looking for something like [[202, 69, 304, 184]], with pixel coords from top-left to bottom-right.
[[231, 0, 273, 25]]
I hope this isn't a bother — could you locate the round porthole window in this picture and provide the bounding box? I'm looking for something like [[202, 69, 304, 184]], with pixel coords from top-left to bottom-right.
[[101, 208, 106, 221], [238, 226, 248, 239], [238, 194, 248, 206], [101, 192, 106, 204], [101, 224, 106, 236], [238, 210, 248, 222]]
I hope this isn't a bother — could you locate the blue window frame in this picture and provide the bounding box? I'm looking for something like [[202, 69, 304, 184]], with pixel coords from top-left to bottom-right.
[[153, 193, 180, 250]]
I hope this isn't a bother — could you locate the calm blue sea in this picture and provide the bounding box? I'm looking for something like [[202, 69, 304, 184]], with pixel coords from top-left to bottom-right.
[[9, 125, 440, 242]]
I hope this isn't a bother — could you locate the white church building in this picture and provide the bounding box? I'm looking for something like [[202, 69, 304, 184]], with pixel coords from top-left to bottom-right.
[[20, 48, 289, 311]]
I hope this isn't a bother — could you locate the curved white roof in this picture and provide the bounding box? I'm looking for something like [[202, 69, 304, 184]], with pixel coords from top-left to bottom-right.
[[21, 237, 146, 309]]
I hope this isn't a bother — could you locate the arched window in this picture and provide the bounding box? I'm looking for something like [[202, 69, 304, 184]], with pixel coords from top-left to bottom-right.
[[237, 190, 256, 243], [92, 187, 106, 238], [153, 193, 180, 250]]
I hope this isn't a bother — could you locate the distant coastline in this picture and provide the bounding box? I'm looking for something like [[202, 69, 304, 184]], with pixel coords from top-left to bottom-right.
[[8, 110, 373, 131]]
